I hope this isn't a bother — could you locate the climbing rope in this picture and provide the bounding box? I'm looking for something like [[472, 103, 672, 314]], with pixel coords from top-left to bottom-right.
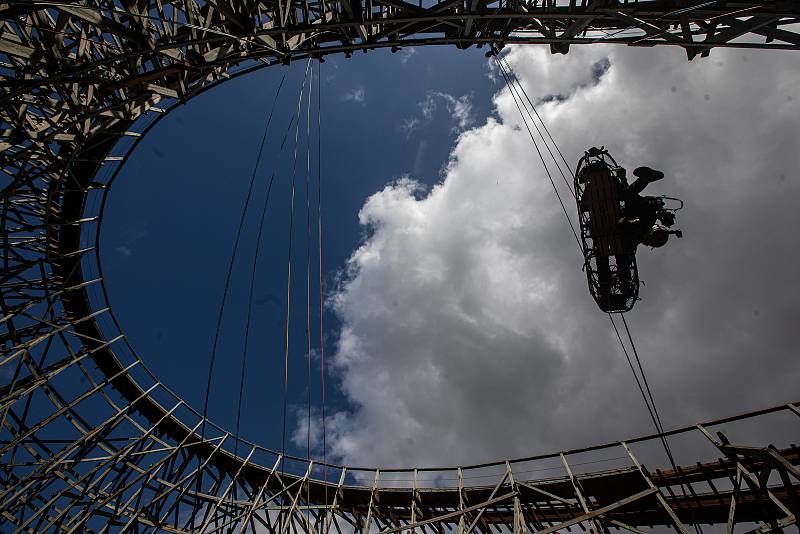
[[233, 73, 290, 459], [316, 58, 330, 515], [497, 55, 575, 187], [194, 71, 287, 523], [199, 74, 286, 447], [618, 313, 704, 534], [282, 59, 314, 472], [190, 56, 326, 527], [193, 62, 313, 524], [234, 72, 315, 462], [493, 55, 582, 250], [495, 53, 703, 532], [304, 58, 314, 527]]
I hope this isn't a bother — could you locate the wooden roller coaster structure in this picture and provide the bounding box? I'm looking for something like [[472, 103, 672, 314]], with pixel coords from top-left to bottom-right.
[[2, 0, 800, 531]]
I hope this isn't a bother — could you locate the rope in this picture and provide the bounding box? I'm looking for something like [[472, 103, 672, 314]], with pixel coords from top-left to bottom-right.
[[608, 314, 664, 439], [304, 57, 315, 527], [282, 59, 313, 471], [306, 59, 314, 468], [199, 78, 286, 445], [194, 71, 287, 524], [493, 55, 582, 251], [496, 56, 575, 199], [498, 55, 575, 182], [620, 314, 704, 534], [317, 58, 329, 510], [497, 53, 702, 533], [234, 76, 304, 460], [621, 315, 668, 437]]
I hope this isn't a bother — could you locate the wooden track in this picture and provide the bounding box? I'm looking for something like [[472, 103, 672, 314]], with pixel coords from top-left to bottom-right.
[[2, 1, 800, 531]]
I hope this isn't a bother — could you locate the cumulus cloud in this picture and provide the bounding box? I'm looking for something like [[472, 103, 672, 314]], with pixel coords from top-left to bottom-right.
[[341, 86, 366, 104], [313, 45, 800, 470]]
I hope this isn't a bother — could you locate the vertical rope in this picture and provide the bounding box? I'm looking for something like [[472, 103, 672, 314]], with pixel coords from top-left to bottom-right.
[[282, 60, 313, 473], [608, 313, 662, 435], [305, 58, 314, 526], [620, 314, 704, 534], [493, 54, 582, 250], [317, 57, 329, 511], [498, 53, 702, 533], [495, 55, 575, 200], [499, 55, 575, 179], [201, 75, 286, 442], [194, 73, 286, 521], [235, 77, 301, 460]]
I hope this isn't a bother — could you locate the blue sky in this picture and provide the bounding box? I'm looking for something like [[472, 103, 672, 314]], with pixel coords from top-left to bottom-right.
[[99, 43, 800, 469], [100, 46, 496, 458]]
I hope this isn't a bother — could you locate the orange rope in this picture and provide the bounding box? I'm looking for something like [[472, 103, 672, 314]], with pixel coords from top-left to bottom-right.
[[316, 58, 329, 504], [305, 57, 314, 526]]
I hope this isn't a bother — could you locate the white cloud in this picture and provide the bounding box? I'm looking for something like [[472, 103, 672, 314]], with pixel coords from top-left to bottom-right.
[[419, 93, 438, 119], [113, 225, 147, 258], [341, 87, 366, 104], [313, 45, 800, 470], [402, 91, 474, 134], [324, 62, 340, 83], [399, 47, 417, 65], [400, 117, 421, 134], [423, 91, 474, 130]]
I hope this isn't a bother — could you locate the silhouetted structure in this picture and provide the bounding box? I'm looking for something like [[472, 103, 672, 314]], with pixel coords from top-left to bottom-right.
[[2, 1, 800, 531], [575, 149, 682, 312]]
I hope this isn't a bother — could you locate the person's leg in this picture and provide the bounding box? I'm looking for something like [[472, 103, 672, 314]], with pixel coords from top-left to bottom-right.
[[616, 253, 634, 295], [596, 256, 613, 309], [628, 167, 664, 195]]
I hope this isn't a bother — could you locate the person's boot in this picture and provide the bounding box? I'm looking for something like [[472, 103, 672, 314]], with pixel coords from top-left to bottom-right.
[[633, 166, 664, 183]]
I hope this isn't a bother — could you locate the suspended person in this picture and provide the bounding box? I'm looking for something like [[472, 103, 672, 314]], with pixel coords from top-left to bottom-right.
[[618, 166, 683, 249], [610, 165, 683, 310], [574, 147, 684, 312]]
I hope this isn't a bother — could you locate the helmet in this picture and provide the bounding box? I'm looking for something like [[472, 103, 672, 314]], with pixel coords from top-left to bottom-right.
[[659, 210, 675, 227], [642, 225, 669, 248]]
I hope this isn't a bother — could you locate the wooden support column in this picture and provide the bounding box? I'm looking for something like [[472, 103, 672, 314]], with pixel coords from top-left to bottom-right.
[[281, 462, 316, 534], [411, 469, 419, 534], [457, 467, 466, 534], [238, 455, 284, 533], [533, 488, 659, 534], [325, 468, 348, 534], [560, 453, 601, 534], [696, 426, 796, 532], [377, 491, 518, 534], [364, 470, 381, 534], [198, 445, 258, 532], [621, 441, 688, 534], [506, 461, 524, 534], [464, 468, 509, 534]]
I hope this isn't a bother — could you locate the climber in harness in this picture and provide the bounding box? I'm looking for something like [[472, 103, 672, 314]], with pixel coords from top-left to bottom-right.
[[618, 166, 683, 249], [574, 148, 683, 313]]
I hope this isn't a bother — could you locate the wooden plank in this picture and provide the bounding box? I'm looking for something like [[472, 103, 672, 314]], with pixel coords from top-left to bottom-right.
[[535, 488, 658, 534], [621, 442, 688, 534], [0, 38, 35, 58], [378, 492, 519, 534]]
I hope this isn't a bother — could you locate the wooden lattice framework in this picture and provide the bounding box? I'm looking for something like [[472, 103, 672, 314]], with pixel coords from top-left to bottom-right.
[[2, 0, 800, 531]]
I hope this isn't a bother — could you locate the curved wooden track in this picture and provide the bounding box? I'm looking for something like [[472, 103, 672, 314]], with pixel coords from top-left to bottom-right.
[[2, 1, 800, 531]]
